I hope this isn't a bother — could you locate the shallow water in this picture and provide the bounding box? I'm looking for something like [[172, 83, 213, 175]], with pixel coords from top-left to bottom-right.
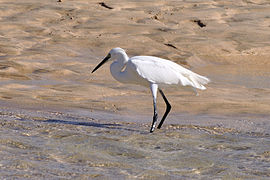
[[0, 106, 269, 179]]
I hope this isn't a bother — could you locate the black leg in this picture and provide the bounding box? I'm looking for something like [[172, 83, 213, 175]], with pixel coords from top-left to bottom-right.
[[150, 103, 158, 133], [157, 89, 171, 129]]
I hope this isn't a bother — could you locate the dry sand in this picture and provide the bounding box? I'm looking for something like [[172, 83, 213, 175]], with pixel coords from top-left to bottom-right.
[[0, 0, 269, 117], [0, 0, 270, 178]]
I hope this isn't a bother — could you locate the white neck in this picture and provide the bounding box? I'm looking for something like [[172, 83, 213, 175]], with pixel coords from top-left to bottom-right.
[[110, 52, 129, 83]]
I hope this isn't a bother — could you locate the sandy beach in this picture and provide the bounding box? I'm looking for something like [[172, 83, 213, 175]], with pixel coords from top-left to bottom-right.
[[0, 0, 270, 179]]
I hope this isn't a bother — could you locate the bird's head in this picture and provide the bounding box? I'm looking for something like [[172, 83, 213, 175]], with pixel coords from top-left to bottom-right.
[[92, 47, 126, 73]]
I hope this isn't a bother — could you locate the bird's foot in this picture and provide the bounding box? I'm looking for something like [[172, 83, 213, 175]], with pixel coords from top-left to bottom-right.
[[150, 113, 158, 133], [150, 125, 155, 133]]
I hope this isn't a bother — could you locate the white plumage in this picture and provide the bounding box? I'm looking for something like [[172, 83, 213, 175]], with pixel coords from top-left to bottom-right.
[[92, 47, 210, 132], [129, 56, 209, 89]]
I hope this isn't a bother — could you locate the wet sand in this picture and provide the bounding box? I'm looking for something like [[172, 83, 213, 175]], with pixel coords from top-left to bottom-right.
[[0, 0, 270, 179]]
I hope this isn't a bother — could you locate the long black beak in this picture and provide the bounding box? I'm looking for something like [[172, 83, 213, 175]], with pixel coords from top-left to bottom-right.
[[91, 53, 111, 73]]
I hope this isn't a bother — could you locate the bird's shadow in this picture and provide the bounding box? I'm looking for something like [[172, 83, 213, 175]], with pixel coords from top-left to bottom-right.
[[39, 119, 144, 133], [43, 119, 120, 128]]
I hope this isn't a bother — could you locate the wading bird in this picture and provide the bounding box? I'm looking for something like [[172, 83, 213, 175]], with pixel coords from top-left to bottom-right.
[[92, 48, 210, 133]]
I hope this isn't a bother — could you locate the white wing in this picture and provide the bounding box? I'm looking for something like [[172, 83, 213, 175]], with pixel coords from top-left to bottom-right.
[[128, 56, 210, 90]]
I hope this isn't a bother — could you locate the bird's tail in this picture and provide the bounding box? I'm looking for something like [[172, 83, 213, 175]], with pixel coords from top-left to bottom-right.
[[185, 72, 210, 90]]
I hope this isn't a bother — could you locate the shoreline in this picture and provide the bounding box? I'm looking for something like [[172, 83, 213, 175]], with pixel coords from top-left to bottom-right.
[[1, 99, 269, 135]]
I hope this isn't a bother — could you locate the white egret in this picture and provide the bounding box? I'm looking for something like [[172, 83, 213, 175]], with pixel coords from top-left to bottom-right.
[[92, 48, 210, 133]]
